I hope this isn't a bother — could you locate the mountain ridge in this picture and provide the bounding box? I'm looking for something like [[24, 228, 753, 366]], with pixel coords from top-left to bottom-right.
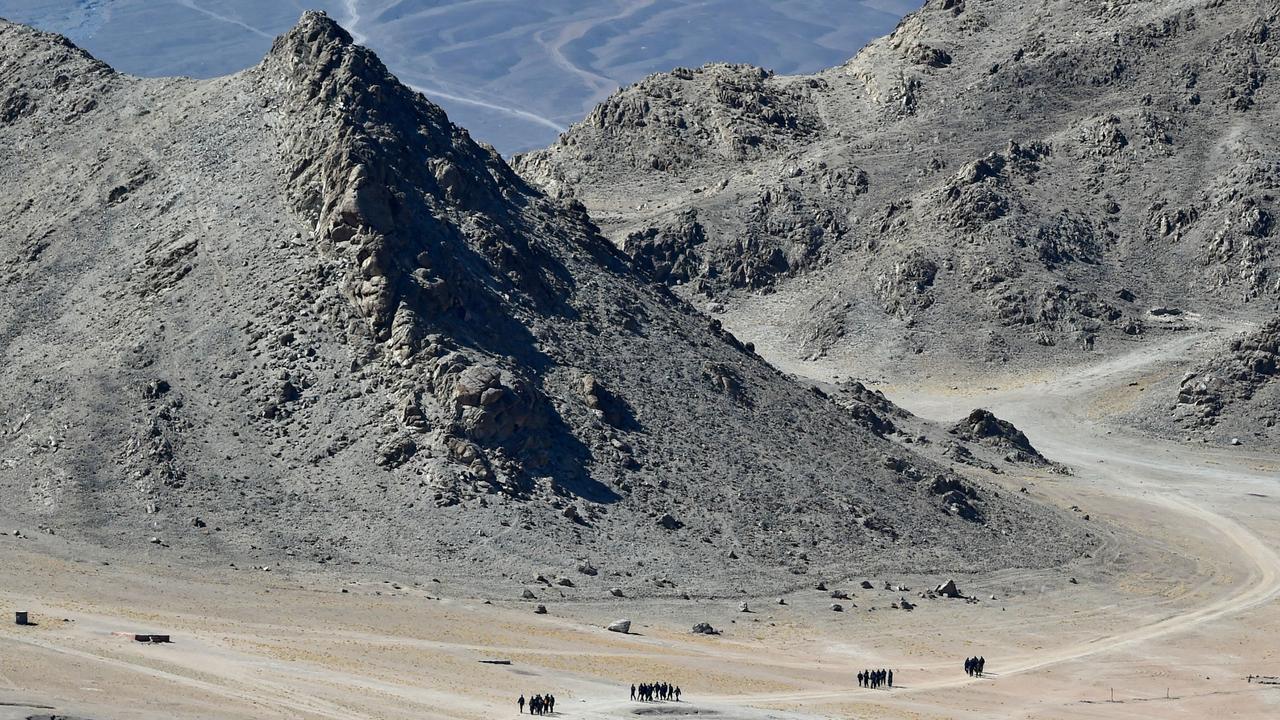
[[516, 0, 1280, 374]]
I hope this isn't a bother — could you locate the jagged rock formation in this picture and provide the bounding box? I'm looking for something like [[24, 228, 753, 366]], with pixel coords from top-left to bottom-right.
[[949, 409, 1052, 466], [0, 13, 1088, 591], [827, 382, 1057, 472], [830, 380, 909, 436], [516, 0, 1280, 370]]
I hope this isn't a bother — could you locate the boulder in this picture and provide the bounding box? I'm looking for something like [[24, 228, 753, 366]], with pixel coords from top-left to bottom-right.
[[609, 587, 625, 597], [521, 588, 537, 599], [830, 603, 844, 612], [607, 619, 632, 634], [738, 601, 750, 613], [935, 579, 962, 598], [691, 622, 718, 635], [534, 605, 547, 614], [860, 580, 874, 589]]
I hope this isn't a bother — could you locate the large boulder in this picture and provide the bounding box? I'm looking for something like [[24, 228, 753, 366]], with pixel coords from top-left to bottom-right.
[[935, 579, 963, 598], [606, 619, 632, 634]]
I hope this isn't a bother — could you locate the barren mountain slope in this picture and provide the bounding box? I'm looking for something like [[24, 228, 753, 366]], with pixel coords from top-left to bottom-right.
[[0, 13, 1087, 593], [516, 0, 1280, 371]]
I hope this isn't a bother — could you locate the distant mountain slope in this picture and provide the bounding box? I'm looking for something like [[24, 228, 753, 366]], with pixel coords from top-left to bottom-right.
[[0, 13, 1085, 592], [516, 0, 1280, 370]]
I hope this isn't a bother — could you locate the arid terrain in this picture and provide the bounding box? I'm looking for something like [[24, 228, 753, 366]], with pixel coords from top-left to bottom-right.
[[3, 326, 1280, 719], [3, 0, 1280, 718], [0, 12, 1087, 597]]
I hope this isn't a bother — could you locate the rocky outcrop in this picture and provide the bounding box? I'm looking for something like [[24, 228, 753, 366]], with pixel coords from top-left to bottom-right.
[[949, 409, 1051, 465], [1174, 319, 1280, 434]]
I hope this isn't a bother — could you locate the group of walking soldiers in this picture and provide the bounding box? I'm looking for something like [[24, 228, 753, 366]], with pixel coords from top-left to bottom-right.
[[517, 693, 556, 715], [964, 656, 986, 677], [858, 669, 893, 689], [630, 681, 681, 702]]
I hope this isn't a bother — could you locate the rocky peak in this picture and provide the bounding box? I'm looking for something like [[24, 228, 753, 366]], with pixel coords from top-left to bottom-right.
[[241, 14, 627, 494], [252, 13, 585, 341], [0, 19, 115, 128], [272, 10, 354, 55]]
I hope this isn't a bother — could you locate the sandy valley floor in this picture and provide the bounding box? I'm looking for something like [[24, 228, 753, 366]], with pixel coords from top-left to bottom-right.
[[2, 329, 1280, 719]]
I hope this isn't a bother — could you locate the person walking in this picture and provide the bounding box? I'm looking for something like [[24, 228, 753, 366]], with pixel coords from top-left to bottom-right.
[[675, 686, 682, 702], [630, 684, 636, 701], [978, 656, 986, 676], [888, 669, 894, 688], [518, 695, 526, 713]]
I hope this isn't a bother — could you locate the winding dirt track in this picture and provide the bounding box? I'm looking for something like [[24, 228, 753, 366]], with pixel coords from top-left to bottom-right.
[[701, 331, 1280, 708]]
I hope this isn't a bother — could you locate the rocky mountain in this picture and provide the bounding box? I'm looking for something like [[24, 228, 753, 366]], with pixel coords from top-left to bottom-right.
[[516, 0, 1280, 372], [0, 12, 1086, 592]]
